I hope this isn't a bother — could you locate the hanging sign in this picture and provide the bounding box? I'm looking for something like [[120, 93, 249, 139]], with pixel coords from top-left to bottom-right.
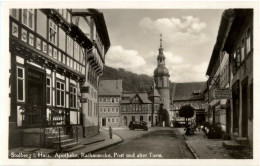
[[213, 88, 231, 99], [80, 98, 88, 103]]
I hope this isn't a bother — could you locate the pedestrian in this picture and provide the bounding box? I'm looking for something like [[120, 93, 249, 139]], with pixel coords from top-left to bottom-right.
[[109, 126, 112, 139]]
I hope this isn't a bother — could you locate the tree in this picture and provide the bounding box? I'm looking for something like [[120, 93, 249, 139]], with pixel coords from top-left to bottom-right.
[[179, 105, 195, 126]]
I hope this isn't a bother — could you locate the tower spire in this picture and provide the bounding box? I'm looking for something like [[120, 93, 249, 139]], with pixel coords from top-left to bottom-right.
[[160, 33, 163, 48]]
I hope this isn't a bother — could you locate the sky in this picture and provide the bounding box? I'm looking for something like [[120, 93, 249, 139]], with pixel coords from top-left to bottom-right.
[[100, 9, 225, 82]]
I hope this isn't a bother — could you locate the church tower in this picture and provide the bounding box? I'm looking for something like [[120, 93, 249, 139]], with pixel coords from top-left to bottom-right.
[[154, 34, 171, 126]]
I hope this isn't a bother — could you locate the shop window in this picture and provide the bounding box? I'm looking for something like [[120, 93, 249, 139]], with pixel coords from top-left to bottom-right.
[[70, 86, 77, 108], [17, 67, 25, 102], [56, 81, 65, 107], [22, 9, 34, 30], [10, 9, 19, 20], [49, 19, 57, 45], [46, 77, 51, 105]]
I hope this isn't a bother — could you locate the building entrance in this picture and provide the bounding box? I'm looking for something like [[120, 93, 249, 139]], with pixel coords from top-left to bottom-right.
[[23, 65, 45, 127], [102, 117, 106, 126]]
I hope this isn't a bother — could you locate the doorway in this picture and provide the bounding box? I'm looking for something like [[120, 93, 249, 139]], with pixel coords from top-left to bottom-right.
[[102, 117, 106, 127], [242, 82, 248, 137], [25, 65, 45, 127], [123, 116, 127, 126]]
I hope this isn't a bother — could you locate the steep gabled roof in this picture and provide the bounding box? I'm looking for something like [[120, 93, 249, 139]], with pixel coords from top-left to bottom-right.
[[137, 92, 152, 104], [99, 79, 122, 96], [172, 82, 207, 101]]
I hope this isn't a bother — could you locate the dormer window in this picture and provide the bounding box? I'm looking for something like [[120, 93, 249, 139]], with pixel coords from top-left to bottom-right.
[[193, 90, 201, 95]]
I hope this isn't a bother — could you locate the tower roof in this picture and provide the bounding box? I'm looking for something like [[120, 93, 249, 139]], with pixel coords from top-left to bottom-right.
[[158, 34, 165, 59], [154, 34, 169, 77], [154, 65, 169, 77]]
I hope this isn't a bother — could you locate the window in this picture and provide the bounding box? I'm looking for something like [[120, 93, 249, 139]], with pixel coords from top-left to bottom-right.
[[112, 108, 114, 113], [22, 9, 34, 30], [99, 108, 102, 113], [116, 118, 119, 123], [104, 108, 106, 113], [112, 118, 114, 123], [67, 36, 73, 56], [10, 9, 19, 20], [236, 49, 241, 66], [67, 11, 71, 23], [140, 116, 143, 121], [116, 107, 119, 112], [241, 39, 245, 61], [108, 108, 110, 113], [107, 117, 110, 123], [74, 42, 80, 61], [17, 67, 25, 102], [62, 9, 67, 20], [56, 81, 65, 107], [246, 28, 251, 54], [70, 86, 77, 108], [49, 19, 57, 45], [111, 98, 114, 103], [149, 116, 151, 122], [46, 77, 51, 105], [132, 116, 135, 122]]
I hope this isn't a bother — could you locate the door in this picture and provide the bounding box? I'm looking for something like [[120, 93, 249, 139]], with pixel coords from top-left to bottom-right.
[[242, 83, 248, 137], [123, 116, 127, 126], [102, 117, 106, 126], [25, 66, 45, 127]]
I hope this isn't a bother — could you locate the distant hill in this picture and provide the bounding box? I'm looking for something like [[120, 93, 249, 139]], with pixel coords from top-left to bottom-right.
[[101, 65, 154, 91], [101, 65, 175, 93]]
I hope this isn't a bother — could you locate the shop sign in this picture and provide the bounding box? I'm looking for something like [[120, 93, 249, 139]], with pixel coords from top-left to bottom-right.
[[80, 86, 89, 93], [80, 98, 87, 103], [213, 88, 231, 99]]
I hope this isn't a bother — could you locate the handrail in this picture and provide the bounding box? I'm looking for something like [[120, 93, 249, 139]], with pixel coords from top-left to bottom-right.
[[19, 105, 80, 151], [19, 105, 63, 152]]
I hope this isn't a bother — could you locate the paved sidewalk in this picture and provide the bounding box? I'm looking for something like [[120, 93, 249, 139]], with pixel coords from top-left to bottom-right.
[[177, 128, 229, 159], [67, 128, 123, 157], [9, 128, 123, 159], [176, 128, 253, 159]]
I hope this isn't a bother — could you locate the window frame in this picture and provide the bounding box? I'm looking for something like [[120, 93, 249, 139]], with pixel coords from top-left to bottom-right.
[[21, 9, 35, 30], [70, 85, 77, 109], [49, 19, 58, 45], [17, 66, 25, 102], [56, 80, 65, 107], [46, 77, 52, 105], [67, 35, 73, 57], [10, 9, 20, 20]]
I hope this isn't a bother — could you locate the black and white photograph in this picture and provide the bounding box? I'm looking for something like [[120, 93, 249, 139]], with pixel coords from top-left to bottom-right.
[[0, 1, 259, 166]]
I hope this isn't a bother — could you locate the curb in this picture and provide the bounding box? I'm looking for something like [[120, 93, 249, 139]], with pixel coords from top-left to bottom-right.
[[86, 138, 124, 154], [184, 140, 199, 159]]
